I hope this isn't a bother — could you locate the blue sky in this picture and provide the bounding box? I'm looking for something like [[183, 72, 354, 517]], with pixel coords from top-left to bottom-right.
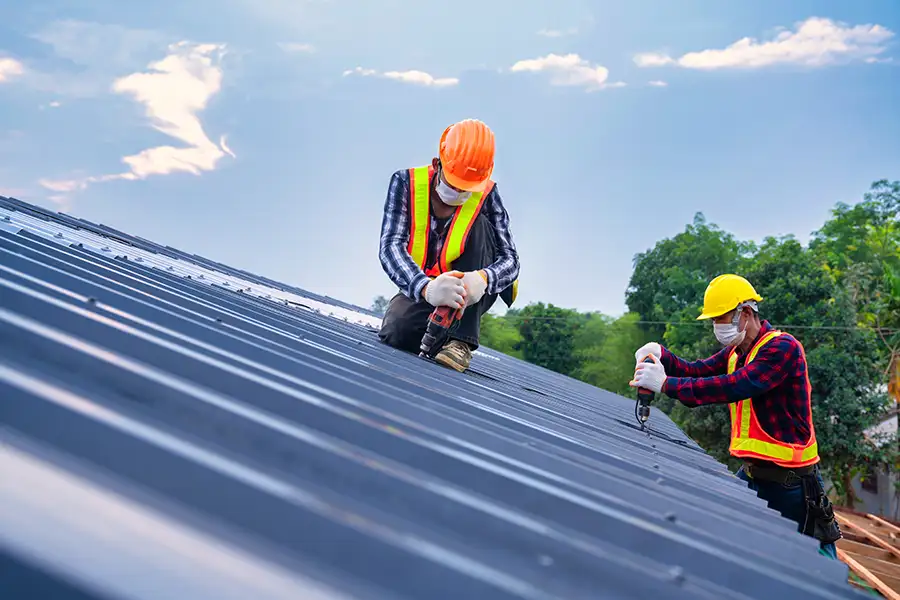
[[1, 0, 898, 315]]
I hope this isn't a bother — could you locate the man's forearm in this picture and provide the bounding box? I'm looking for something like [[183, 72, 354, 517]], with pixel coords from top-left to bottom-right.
[[662, 347, 792, 407], [660, 347, 727, 378], [379, 241, 430, 300], [661, 376, 740, 407]]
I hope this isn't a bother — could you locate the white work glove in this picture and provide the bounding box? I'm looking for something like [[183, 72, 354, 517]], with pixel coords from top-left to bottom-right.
[[634, 342, 662, 365], [423, 271, 466, 309], [629, 354, 667, 393], [461, 270, 487, 307]]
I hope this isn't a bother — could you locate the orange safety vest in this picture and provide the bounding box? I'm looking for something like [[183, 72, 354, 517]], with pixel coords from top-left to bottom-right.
[[727, 329, 819, 468], [406, 164, 518, 305], [406, 164, 492, 277]]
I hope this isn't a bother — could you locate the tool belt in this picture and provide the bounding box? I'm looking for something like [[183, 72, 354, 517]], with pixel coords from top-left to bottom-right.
[[743, 461, 842, 545], [744, 461, 814, 485]]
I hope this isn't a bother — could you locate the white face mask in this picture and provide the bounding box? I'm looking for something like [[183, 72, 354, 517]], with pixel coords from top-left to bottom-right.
[[714, 323, 746, 346], [435, 175, 471, 206], [714, 309, 747, 346]]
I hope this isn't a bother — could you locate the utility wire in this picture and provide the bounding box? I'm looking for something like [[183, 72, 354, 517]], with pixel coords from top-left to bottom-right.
[[482, 316, 900, 334]]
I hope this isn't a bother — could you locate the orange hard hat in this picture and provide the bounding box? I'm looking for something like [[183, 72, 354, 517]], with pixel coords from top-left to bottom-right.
[[438, 119, 495, 192]]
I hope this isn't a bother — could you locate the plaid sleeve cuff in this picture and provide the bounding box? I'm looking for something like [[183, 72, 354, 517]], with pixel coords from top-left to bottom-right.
[[481, 266, 496, 294], [411, 273, 430, 302]]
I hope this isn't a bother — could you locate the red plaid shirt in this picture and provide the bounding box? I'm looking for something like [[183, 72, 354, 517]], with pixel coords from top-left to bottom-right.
[[660, 321, 813, 445]]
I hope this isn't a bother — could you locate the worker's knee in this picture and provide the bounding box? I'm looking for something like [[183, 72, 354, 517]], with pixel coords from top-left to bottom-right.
[[378, 294, 430, 353], [378, 321, 422, 354]]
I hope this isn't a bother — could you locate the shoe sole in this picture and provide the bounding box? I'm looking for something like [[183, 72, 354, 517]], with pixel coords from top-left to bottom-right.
[[434, 353, 469, 372]]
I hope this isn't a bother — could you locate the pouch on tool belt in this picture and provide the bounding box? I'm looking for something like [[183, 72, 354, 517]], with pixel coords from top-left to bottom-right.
[[801, 475, 842, 544]]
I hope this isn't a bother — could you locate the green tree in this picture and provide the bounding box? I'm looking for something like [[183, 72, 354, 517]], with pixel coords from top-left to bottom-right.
[[513, 303, 586, 375], [626, 212, 755, 348], [573, 312, 651, 396], [810, 179, 900, 405], [479, 312, 524, 359], [810, 179, 899, 277], [370, 295, 390, 316]]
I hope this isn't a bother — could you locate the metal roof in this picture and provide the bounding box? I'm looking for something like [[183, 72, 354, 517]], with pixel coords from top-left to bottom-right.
[[0, 194, 867, 599]]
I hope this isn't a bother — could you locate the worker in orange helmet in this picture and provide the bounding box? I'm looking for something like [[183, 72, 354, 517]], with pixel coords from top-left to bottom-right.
[[378, 118, 520, 372]]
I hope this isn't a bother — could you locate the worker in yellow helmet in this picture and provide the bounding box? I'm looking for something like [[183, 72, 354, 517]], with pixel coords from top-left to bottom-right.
[[629, 274, 842, 558]]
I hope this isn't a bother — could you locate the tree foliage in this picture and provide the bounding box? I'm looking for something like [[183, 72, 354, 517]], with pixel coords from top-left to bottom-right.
[[370, 295, 390, 316], [480, 313, 524, 359], [512, 303, 587, 375]]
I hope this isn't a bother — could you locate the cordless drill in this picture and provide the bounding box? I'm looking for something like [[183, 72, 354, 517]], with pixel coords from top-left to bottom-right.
[[635, 356, 655, 427], [419, 306, 463, 358]]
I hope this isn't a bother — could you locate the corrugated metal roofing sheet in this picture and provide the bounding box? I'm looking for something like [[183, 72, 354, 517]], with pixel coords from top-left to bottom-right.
[[0, 195, 868, 599]]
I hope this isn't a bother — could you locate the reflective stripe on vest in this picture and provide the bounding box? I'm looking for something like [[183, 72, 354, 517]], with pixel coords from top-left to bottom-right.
[[406, 165, 492, 276], [727, 330, 819, 467]]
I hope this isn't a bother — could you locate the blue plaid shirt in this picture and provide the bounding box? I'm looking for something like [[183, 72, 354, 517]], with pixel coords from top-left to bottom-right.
[[378, 168, 520, 301]]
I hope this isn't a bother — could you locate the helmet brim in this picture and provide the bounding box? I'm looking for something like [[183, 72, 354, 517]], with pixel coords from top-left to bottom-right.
[[696, 296, 763, 320], [443, 168, 490, 193]]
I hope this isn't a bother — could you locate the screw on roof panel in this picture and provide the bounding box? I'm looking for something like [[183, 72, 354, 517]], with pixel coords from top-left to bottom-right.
[[668, 566, 686, 584]]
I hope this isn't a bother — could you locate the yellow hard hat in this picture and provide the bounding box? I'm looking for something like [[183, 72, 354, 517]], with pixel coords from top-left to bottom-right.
[[696, 274, 763, 320]]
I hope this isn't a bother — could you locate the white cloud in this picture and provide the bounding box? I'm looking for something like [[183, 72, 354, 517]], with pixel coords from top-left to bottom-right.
[[509, 53, 624, 90], [111, 42, 234, 178], [537, 27, 578, 38], [0, 57, 24, 83], [278, 42, 315, 53], [39, 42, 234, 201], [634, 16, 895, 70], [342, 66, 458, 87], [634, 53, 676, 68], [39, 179, 82, 193], [648, 80, 668, 87]]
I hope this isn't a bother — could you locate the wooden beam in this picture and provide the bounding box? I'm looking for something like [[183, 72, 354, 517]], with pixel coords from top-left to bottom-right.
[[838, 548, 900, 600], [851, 553, 900, 585], [836, 513, 900, 561], [839, 539, 900, 564], [869, 514, 900, 538]]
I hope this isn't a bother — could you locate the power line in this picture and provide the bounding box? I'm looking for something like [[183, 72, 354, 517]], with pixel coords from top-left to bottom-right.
[[483, 315, 900, 335]]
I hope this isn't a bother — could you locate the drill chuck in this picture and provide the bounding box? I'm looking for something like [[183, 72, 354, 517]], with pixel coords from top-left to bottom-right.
[[637, 391, 653, 422], [419, 306, 459, 358]]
